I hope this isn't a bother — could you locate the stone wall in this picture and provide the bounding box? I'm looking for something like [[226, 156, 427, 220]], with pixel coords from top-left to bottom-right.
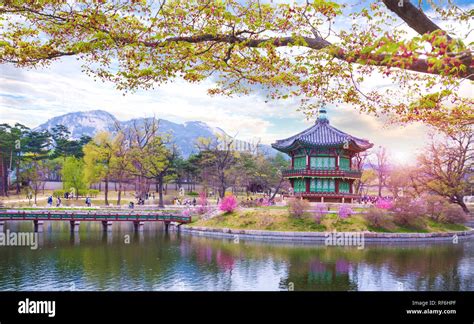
[[180, 225, 474, 242]]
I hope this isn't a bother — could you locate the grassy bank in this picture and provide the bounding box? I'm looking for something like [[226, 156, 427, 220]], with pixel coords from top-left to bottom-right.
[[191, 208, 469, 233]]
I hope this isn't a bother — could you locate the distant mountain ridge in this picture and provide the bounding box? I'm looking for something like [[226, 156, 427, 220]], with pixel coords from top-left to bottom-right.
[[35, 110, 274, 158]]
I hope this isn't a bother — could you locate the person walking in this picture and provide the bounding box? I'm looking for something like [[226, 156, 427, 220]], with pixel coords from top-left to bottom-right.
[[47, 195, 53, 207]]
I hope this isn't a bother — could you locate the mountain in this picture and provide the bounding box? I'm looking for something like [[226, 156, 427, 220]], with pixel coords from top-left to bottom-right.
[[35, 110, 276, 158], [36, 110, 119, 138]]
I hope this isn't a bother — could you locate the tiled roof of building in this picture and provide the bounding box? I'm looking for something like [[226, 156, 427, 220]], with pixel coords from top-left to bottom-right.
[[272, 111, 373, 153]]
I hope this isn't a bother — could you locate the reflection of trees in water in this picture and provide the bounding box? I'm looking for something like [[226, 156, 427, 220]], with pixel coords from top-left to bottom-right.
[[0, 225, 472, 290], [0, 228, 184, 290], [182, 238, 474, 291], [279, 256, 358, 291], [360, 245, 471, 290]]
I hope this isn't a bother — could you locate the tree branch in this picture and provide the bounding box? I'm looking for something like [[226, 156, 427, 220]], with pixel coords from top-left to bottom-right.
[[382, 0, 450, 39]]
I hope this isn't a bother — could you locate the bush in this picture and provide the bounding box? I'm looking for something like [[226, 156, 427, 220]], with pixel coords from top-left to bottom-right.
[[424, 195, 448, 221], [439, 204, 468, 224], [54, 189, 99, 198], [182, 208, 194, 218], [313, 203, 328, 224], [219, 195, 238, 213], [240, 199, 259, 208], [287, 198, 310, 219], [87, 189, 99, 197], [187, 191, 199, 197], [257, 215, 274, 228], [364, 208, 391, 228], [375, 198, 393, 210], [338, 204, 354, 219], [390, 198, 425, 227], [258, 198, 271, 207], [196, 192, 209, 214], [52, 190, 65, 198]]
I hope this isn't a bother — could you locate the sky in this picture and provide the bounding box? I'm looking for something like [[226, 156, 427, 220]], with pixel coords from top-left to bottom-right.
[[0, 1, 472, 165]]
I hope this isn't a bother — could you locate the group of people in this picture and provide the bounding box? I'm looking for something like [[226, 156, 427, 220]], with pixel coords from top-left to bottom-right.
[[359, 195, 393, 204], [47, 195, 62, 207], [46, 195, 92, 207], [173, 197, 197, 206], [63, 191, 75, 199]]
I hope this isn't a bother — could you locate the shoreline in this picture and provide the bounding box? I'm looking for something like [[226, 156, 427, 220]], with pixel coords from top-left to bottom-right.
[[179, 225, 474, 242]]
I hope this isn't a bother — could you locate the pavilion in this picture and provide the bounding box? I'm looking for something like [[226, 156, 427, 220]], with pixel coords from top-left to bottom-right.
[[271, 109, 373, 203]]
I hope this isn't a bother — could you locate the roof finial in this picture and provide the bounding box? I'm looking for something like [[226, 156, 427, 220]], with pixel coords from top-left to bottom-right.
[[317, 107, 329, 124]]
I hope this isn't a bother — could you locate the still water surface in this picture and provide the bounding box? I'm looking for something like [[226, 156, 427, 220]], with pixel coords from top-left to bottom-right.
[[0, 222, 473, 291]]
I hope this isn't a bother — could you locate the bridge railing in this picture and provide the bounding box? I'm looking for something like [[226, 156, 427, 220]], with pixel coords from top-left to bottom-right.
[[0, 210, 192, 223]]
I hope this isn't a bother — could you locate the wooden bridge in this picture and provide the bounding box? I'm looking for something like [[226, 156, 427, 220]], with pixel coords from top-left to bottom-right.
[[0, 210, 191, 232]]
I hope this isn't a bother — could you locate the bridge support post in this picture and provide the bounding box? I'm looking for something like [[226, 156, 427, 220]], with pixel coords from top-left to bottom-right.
[[70, 221, 80, 233], [33, 220, 44, 233], [164, 221, 170, 232], [102, 221, 113, 232], [0, 221, 4, 232], [133, 221, 144, 232]]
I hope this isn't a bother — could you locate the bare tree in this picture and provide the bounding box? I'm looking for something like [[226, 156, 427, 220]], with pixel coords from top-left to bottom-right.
[[370, 146, 390, 197], [124, 118, 159, 200], [417, 130, 473, 213], [353, 151, 371, 195], [196, 135, 237, 199]]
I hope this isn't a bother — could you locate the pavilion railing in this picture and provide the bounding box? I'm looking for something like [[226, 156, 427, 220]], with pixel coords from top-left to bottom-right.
[[292, 192, 360, 198], [282, 168, 362, 177]]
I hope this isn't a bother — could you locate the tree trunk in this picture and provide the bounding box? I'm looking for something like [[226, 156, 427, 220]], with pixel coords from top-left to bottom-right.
[[157, 175, 164, 208], [0, 157, 6, 196], [270, 178, 284, 201], [459, 201, 470, 214], [456, 196, 470, 214], [16, 159, 20, 194], [117, 180, 122, 206], [104, 175, 109, 206], [219, 173, 226, 198]]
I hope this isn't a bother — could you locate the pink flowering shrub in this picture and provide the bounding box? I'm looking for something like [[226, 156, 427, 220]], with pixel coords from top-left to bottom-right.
[[375, 198, 393, 210], [219, 195, 238, 213], [287, 198, 310, 219], [424, 195, 448, 221], [182, 208, 192, 218], [338, 204, 354, 219], [439, 204, 468, 224], [197, 191, 209, 214], [390, 198, 426, 227], [313, 203, 328, 224], [364, 207, 391, 229], [258, 198, 271, 207]]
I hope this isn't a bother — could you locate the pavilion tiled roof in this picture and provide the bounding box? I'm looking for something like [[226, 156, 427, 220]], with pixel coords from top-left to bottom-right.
[[272, 114, 373, 153]]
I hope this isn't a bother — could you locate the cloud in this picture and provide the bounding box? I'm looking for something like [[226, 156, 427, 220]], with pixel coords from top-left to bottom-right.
[[0, 56, 433, 163], [2, 2, 472, 164]]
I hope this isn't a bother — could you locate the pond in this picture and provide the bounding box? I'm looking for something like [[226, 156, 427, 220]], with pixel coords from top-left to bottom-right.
[[0, 221, 472, 291]]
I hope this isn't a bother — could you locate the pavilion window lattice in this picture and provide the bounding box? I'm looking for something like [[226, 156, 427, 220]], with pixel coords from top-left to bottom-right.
[[293, 156, 306, 170], [339, 181, 350, 193], [310, 156, 335, 170], [293, 178, 306, 192], [310, 179, 335, 193], [339, 157, 350, 170]]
